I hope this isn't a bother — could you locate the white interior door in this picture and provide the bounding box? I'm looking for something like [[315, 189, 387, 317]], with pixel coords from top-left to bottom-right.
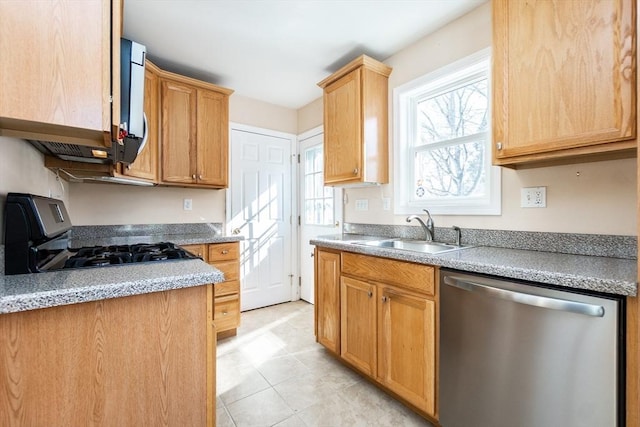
[[299, 128, 342, 304], [229, 125, 295, 311]]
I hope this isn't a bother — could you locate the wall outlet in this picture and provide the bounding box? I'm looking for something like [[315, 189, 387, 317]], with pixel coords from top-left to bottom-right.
[[355, 199, 369, 211], [521, 187, 546, 208], [183, 198, 193, 211], [382, 197, 391, 211]]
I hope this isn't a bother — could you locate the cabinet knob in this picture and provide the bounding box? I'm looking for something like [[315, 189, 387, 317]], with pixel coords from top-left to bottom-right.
[[221, 249, 229, 255], [353, 167, 359, 175], [198, 174, 203, 180], [381, 296, 389, 303], [192, 174, 196, 179], [126, 165, 131, 170], [496, 142, 503, 150], [222, 311, 228, 316], [367, 290, 373, 298]]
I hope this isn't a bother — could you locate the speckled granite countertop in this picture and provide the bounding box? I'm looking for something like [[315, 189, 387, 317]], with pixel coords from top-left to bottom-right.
[[0, 259, 224, 314], [312, 234, 638, 297], [0, 223, 241, 315]]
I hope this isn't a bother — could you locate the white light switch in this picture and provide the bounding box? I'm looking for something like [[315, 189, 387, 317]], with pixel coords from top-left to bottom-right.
[[183, 198, 193, 211], [382, 198, 391, 211]]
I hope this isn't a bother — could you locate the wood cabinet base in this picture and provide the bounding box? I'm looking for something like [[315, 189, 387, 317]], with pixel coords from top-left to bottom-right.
[[0, 286, 215, 426], [217, 328, 237, 340]]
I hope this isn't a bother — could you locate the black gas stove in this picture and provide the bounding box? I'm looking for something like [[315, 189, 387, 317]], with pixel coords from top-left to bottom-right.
[[4, 193, 197, 275]]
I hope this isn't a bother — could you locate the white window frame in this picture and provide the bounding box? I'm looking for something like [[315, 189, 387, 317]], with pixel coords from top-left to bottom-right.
[[393, 48, 501, 215]]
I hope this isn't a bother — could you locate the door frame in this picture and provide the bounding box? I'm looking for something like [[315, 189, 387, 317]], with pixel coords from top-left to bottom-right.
[[227, 122, 299, 305], [297, 125, 343, 303]]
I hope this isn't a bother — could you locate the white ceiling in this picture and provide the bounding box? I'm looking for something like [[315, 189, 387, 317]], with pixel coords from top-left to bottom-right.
[[123, 0, 487, 110]]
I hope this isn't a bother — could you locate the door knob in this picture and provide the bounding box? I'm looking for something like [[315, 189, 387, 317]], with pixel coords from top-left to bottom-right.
[[232, 228, 241, 235]]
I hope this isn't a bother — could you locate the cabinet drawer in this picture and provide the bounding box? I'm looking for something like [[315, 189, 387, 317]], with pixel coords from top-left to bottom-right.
[[180, 244, 207, 261], [341, 252, 435, 296], [214, 294, 240, 331], [208, 242, 239, 262], [209, 260, 239, 282], [215, 280, 239, 297]]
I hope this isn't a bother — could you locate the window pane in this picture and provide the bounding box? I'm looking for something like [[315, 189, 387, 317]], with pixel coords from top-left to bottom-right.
[[305, 174, 314, 199], [305, 200, 315, 224], [414, 139, 486, 199], [323, 198, 334, 225], [305, 149, 316, 172], [314, 173, 324, 198], [417, 79, 488, 145]]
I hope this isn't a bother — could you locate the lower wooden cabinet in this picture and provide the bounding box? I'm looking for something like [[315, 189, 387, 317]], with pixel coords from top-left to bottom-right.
[[316, 248, 438, 421], [182, 241, 241, 339], [378, 285, 436, 416], [314, 248, 341, 354], [340, 275, 377, 377], [0, 285, 215, 426]]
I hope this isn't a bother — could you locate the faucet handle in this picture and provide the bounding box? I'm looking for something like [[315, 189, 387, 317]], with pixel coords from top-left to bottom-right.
[[422, 209, 432, 220], [452, 225, 461, 246]]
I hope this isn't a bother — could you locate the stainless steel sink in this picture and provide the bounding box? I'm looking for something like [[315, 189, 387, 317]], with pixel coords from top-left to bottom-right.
[[353, 239, 469, 254]]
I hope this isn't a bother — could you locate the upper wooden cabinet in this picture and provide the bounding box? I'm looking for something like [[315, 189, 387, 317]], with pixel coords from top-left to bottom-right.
[[492, 0, 637, 167], [318, 55, 392, 185], [160, 71, 233, 188], [121, 61, 160, 182], [0, 0, 121, 148]]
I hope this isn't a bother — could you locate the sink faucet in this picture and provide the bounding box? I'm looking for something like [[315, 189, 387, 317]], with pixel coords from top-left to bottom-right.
[[406, 209, 434, 241]]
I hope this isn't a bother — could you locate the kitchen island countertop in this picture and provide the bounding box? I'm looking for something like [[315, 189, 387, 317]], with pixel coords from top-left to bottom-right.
[[0, 229, 241, 314], [312, 234, 638, 296], [0, 258, 224, 314]]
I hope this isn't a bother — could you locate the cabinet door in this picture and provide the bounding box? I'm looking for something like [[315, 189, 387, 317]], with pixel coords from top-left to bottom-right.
[[196, 89, 229, 187], [0, 0, 117, 145], [323, 69, 362, 184], [493, 0, 636, 165], [161, 79, 197, 183], [123, 63, 159, 181], [378, 285, 436, 417], [315, 249, 341, 354], [340, 276, 377, 377]]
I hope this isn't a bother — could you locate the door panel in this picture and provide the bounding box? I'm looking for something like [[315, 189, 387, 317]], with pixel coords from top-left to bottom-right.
[[229, 127, 294, 311]]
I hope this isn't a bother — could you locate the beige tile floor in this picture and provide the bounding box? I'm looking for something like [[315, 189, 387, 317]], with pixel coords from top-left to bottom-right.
[[216, 300, 433, 427]]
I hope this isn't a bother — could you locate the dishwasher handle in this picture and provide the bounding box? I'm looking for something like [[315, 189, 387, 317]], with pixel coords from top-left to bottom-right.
[[443, 276, 605, 318]]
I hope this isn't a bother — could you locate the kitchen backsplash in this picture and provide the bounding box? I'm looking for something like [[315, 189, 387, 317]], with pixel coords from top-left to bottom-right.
[[71, 223, 223, 239], [343, 223, 637, 260]]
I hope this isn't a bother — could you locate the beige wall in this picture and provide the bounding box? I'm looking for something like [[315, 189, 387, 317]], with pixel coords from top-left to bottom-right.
[[0, 136, 70, 242], [68, 183, 226, 225], [297, 97, 323, 134], [230, 94, 298, 134], [299, 2, 637, 236]]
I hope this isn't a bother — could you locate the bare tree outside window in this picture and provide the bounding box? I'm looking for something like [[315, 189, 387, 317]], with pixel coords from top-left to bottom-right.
[[413, 78, 489, 200]]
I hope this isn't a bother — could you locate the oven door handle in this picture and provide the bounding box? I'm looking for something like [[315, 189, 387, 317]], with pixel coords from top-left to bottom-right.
[[443, 276, 605, 317]]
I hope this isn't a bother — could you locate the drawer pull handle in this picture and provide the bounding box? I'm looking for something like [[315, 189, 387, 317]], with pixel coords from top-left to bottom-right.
[[221, 250, 229, 254]]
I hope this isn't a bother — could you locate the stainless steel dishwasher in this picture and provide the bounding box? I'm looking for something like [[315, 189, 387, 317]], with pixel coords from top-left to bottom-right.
[[439, 269, 624, 427]]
